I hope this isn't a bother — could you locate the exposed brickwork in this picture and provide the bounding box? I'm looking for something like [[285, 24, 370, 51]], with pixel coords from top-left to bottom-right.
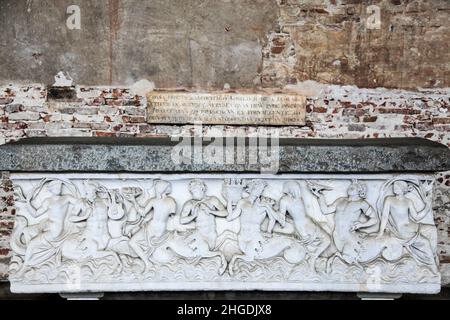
[[0, 172, 14, 280], [0, 84, 449, 145], [0, 82, 448, 285]]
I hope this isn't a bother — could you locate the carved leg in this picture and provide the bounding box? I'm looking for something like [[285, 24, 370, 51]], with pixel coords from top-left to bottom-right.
[[129, 240, 150, 273], [228, 255, 240, 276], [353, 260, 365, 272], [308, 236, 331, 273], [326, 251, 365, 274], [168, 237, 228, 275], [202, 251, 228, 275], [167, 242, 198, 259], [326, 253, 339, 274], [111, 252, 123, 273], [92, 250, 123, 272]]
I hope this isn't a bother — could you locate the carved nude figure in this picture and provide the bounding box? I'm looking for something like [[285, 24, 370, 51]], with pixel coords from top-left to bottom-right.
[[279, 181, 331, 271], [180, 179, 228, 250], [21, 180, 84, 268], [227, 180, 306, 275], [74, 182, 111, 251], [129, 180, 177, 271], [121, 187, 145, 237], [106, 189, 138, 258], [39, 181, 123, 274], [149, 180, 228, 275], [11, 179, 125, 276], [313, 180, 378, 270], [377, 180, 437, 269]]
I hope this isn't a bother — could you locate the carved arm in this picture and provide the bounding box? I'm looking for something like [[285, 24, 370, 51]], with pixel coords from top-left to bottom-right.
[[226, 201, 242, 222], [140, 200, 155, 223], [408, 199, 430, 222], [317, 196, 338, 215], [180, 202, 197, 224], [352, 205, 378, 231], [32, 203, 49, 218], [206, 197, 228, 218], [377, 199, 391, 237]]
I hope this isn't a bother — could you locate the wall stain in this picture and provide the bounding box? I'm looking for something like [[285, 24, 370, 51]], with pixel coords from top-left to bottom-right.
[[109, 0, 121, 85]]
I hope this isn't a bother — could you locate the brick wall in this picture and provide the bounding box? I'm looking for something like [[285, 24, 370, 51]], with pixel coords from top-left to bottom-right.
[[0, 82, 448, 284], [1, 83, 449, 144]]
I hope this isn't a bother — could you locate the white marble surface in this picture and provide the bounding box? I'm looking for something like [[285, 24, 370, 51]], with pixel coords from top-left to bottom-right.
[[9, 173, 441, 294]]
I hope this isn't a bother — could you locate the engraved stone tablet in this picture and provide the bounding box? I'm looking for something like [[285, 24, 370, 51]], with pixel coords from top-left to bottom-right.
[[146, 92, 306, 125]]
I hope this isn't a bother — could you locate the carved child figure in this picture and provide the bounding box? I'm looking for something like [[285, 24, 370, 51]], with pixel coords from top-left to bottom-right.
[[227, 180, 285, 261], [72, 182, 111, 252], [121, 187, 145, 237], [129, 180, 176, 271], [180, 179, 228, 250]]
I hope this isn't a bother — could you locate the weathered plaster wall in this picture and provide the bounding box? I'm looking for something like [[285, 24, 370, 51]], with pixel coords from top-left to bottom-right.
[[0, 0, 278, 88], [1, 0, 449, 89]]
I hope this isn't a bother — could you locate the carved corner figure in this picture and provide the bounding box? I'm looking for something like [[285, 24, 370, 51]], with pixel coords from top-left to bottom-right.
[[377, 179, 438, 271], [17, 180, 84, 272], [11, 179, 115, 276]]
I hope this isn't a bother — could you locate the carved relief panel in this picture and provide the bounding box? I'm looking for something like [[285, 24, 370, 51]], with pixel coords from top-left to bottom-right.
[[8, 173, 440, 294]]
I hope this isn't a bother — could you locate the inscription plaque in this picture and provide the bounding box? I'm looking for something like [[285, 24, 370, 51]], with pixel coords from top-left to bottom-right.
[[146, 92, 306, 125]]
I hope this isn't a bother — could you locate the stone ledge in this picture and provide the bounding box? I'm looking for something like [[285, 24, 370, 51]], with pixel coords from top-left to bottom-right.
[[0, 137, 448, 173]]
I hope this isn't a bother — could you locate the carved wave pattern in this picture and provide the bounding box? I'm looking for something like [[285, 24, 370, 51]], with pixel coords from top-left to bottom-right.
[[12, 254, 439, 287], [234, 257, 439, 285]]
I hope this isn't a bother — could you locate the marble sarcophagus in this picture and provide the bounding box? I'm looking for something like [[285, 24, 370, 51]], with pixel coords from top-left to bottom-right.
[[1, 137, 449, 294]]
